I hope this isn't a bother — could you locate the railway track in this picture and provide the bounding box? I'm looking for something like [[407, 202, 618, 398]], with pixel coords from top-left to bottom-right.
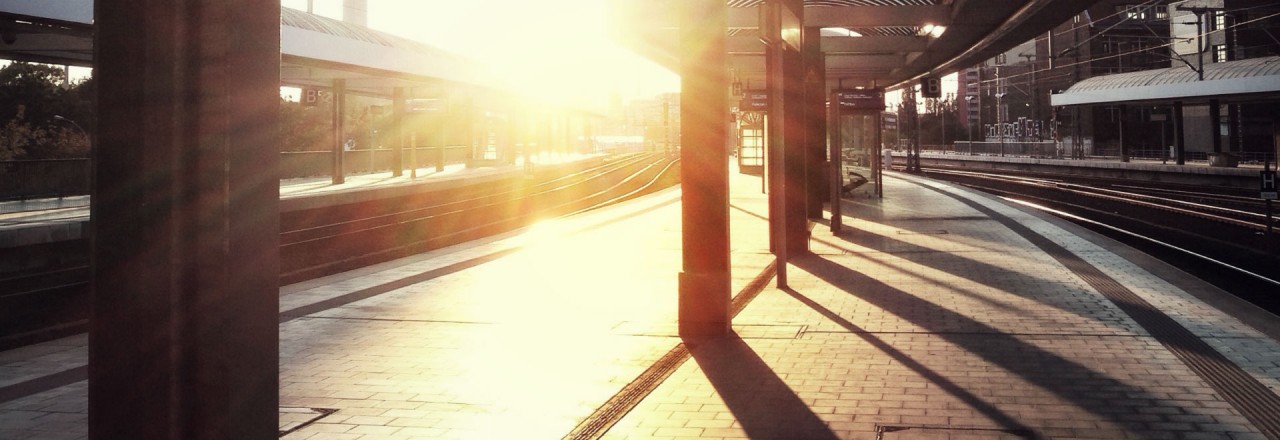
[[0, 153, 680, 349], [913, 166, 1280, 313]]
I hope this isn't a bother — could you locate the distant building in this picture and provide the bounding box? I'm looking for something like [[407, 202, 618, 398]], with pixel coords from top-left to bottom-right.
[[1044, 0, 1280, 163]]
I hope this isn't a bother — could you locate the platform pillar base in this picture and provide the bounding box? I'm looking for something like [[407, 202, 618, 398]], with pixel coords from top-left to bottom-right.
[[678, 271, 731, 339]]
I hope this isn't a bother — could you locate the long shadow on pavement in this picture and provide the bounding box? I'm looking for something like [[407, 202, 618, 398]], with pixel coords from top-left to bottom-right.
[[689, 332, 840, 440], [780, 286, 1036, 437], [820, 230, 1127, 332], [792, 253, 1221, 436]]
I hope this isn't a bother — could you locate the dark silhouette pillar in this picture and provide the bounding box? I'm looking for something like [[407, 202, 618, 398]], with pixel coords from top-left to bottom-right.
[[803, 26, 827, 220], [1210, 99, 1222, 154], [92, 1, 280, 438], [828, 90, 842, 234], [678, 0, 730, 338], [1173, 101, 1186, 165], [1118, 105, 1129, 162], [392, 87, 406, 176], [765, 0, 807, 288], [333, 79, 347, 184], [780, 1, 808, 256]]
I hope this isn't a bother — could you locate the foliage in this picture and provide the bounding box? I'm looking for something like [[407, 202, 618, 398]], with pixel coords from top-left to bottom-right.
[[919, 95, 960, 146], [0, 62, 93, 161], [896, 86, 918, 148], [279, 99, 334, 152], [278, 94, 391, 152]]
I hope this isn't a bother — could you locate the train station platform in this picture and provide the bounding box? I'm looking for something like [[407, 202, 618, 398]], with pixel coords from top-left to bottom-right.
[[3, 165, 1280, 439], [0, 155, 600, 248], [900, 151, 1270, 191]]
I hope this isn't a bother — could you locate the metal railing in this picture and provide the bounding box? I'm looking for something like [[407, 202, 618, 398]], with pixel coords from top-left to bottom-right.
[[0, 159, 91, 201]]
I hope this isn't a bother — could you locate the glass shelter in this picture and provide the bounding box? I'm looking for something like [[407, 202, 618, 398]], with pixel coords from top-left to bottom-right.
[[830, 89, 885, 199]]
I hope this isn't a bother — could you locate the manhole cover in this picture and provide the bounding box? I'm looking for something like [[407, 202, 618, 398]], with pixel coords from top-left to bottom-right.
[[279, 407, 338, 437]]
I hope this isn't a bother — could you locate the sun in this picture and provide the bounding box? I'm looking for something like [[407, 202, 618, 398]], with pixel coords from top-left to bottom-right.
[[363, 0, 678, 109]]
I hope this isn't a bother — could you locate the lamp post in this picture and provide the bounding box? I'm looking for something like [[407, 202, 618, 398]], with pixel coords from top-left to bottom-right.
[[964, 95, 976, 155], [1019, 53, 1040, 143], [53, 115, 89, 143], [53, 115, 91, 197], [995, 92, 1006, 157]]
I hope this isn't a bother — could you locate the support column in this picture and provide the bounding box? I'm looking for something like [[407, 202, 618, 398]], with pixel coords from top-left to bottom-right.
[[436, 101, 447, 173], [678, 0, 730, 339], [332, 79, 346, 184], [828, 90, 842, 234], [392, 87, 405, 176], [1173, 101, 1186, 165], [765, 0, 808, 281], [1210, 99, 1223, 154], [1119, 105, 1129, 163], [1229, 104, 1242, 153], [803, 26, 826, 220], [92, 1, 280, 438], [781, 4, 808, 255]]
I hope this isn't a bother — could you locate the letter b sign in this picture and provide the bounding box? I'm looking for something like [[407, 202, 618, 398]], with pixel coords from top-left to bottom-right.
[[922, 76, 941, 98]]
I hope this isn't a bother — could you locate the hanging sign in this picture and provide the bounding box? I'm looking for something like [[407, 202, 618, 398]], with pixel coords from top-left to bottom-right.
[[740, 90, 769, 111], [834, 89, 885, 111]]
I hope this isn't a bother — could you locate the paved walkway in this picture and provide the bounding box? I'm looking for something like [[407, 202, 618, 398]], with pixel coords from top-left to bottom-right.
[[2, 168, 1279, 439]]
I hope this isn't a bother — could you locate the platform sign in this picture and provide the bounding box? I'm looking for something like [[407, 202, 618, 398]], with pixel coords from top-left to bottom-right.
[[406, 98, 448, 114], [302, 88, 332, 107], [740, 90, 768, 111], [833, 89, 885, 111], [922, 76, 941, 99], [1262, 170, 1277, 200]]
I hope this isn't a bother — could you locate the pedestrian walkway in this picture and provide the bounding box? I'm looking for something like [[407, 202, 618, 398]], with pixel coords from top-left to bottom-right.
[[3, 167, 1279, 439], [605, 172, 1280, 439]]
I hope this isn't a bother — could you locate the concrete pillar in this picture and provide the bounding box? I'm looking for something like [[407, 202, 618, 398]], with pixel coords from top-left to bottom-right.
[[332, 79, 347, 183], [1173, 101, 1186, 166], [392, 87, 405, 176], [1229, 104, 1242, 153], [828, 90, 842, 234], [677, 0, 730, 338], [92, 1, 280, 438], [765, 0, 808, 286], [436, 101, 447, 172], [781, 3, 808, 256], [803, 27, 826, 220], [1119, 105, 1129, 163], [1210, 99, 1223, 154]]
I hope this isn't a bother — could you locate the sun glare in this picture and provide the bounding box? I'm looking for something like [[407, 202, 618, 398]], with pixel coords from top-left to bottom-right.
[[366, 0, 678, 109]]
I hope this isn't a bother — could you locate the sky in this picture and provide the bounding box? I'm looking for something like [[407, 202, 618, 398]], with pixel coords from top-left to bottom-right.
[[281, 0, 680, 108]]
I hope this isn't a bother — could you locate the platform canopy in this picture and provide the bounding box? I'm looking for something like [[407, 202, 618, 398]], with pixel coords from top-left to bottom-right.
[[0, 3, 500, 99], [0, 0, 92, 67], [609, 0, 1097, 91], [1050, 56, 1280, 107]]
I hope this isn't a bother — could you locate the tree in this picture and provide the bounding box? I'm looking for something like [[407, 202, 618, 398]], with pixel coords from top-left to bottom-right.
[[0, 62, 93, 160]]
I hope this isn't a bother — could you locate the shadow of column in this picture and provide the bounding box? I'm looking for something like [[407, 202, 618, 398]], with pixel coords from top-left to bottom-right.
[[689, 333, 840, 440]]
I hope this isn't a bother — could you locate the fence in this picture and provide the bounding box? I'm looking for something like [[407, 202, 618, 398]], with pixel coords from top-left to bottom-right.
[[936, 141, 1060, 158], [0, 159, 91, 201]]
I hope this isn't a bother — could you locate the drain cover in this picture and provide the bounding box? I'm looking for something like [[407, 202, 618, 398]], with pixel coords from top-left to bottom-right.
[[279, 407, 337, 437], [877, 424, 1036, 440]]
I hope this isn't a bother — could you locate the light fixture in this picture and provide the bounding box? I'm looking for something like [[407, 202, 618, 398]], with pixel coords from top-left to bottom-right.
[[919, 24, 946, 38], [820, 27, 862, 38]]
